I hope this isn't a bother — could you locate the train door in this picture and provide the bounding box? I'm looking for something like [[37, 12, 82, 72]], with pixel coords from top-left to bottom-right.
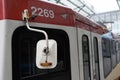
[[91, 32, 104, 80], [77, 22, 103, 80], [77, 27, 92, 80]]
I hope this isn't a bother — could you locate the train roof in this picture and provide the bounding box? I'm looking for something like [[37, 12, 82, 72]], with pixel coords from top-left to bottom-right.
[[0, 0, 74, 25], [0, 0, 108, 34]]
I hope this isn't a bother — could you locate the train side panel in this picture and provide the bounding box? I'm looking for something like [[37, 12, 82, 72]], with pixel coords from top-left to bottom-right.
[[0, 20, 13, 80], [76, 20, 104, 80]]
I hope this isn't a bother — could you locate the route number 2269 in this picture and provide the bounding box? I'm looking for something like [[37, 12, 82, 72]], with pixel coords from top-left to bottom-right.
[[31, 6, 55, 19]]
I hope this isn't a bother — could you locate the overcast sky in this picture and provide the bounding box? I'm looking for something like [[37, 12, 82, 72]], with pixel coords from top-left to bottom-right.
[[87, 0, 119, 13], [43, 0, 119, 13]]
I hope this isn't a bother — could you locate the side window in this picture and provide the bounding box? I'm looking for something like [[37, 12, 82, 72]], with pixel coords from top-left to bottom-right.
[[102, 38, 112, 77], [93, 37, 100, 80], [102, 38, 111, 57], [12, 27, 71, 80], [82, 35, 91, 80], [111, 40, 117, 68], [118, 43, 120, 62]]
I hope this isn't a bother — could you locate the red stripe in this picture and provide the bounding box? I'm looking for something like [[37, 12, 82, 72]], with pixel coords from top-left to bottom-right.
[[0, 0, 75, 26], [0, 0, 108, 34]]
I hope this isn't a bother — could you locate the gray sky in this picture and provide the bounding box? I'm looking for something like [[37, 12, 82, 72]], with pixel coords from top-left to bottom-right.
[[87, 0, 119, 13], [42, 0, 119, 13]]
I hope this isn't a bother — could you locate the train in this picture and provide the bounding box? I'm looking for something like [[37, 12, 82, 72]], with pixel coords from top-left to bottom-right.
[[0, 0, 120, 80]]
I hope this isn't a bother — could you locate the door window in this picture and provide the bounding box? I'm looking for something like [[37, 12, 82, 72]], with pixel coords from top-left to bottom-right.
[[93, 37, 100, 80], [82, 35, 91, 80]]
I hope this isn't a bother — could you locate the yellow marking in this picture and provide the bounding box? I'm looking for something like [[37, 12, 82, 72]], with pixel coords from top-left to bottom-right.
[[40, 62, 52, 67]]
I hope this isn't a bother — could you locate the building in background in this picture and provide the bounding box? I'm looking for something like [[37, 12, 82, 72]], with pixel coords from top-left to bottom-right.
[[91, 10, 120, 36]]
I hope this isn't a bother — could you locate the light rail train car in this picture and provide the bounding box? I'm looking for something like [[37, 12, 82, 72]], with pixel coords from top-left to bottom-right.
[[102, 37, 120, 80], [0, 0, 120, 80]]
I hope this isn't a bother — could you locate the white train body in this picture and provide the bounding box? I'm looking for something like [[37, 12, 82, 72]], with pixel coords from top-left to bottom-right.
[[0, 0, 120, 80]]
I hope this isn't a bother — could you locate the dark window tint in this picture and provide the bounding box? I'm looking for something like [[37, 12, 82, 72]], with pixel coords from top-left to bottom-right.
[[111, 40, 117, 68], [82, 35, 91, 80], [93, 37, 100, 80], [102, 38, 112, 77], [102, 38, 111, 57], [12, 27, 71, 80]]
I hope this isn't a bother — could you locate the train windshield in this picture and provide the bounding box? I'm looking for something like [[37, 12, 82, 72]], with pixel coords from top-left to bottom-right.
[[12, 26, 71, 80]]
